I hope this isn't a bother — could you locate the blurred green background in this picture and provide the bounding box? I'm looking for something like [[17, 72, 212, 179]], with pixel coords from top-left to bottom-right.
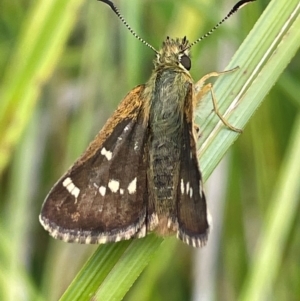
[[0, 0, 299, 300]]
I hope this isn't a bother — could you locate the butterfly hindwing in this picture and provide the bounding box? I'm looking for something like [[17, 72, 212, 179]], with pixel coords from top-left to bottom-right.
[[40, 85, 149, 243], [176, 86, 210, 247]]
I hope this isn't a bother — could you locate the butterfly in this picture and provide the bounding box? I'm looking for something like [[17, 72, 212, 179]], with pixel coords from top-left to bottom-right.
[[39, 0, 253, 247]]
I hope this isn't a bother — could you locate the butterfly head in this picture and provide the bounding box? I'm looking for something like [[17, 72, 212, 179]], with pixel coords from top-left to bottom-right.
[[154, 37, 191, 71]]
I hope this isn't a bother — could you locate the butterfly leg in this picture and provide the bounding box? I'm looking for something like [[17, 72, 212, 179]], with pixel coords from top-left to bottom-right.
[[194, 68, 242, 133]]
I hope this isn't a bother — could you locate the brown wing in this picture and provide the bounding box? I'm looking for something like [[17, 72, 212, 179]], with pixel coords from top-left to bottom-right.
[[40, 85, 149, 244], [176, 86, 210, 248]]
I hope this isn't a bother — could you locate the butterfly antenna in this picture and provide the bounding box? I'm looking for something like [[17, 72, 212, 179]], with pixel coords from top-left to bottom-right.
[[188, 0, 255, 49], [98, 0, 158, 54]]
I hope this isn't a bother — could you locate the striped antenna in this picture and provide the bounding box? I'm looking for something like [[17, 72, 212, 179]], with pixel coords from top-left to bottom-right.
[[99, 0, 158, 54], [187, 0, 255, 50]]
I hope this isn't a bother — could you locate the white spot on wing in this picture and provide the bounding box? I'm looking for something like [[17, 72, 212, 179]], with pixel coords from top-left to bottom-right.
[[72, 187, 80, 199], [186, 182, 190, 194], [181, 179, 184, 194], [101, 147, 112, 161], [189, 187, 193, 198], [63, 177, 72, 187], [108, 179, 120, 193], [128, 177, 137, 194], [120, 188, 124, 195], [134, 141, 139, 151], [99, 186, 106, 196], [63, 177, 80, 200]]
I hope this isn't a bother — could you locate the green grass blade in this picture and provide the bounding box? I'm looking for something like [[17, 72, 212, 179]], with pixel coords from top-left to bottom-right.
[[59, 236, 162, 301], [0, 0, 84, 175], [239, 112, 300, 301], [93, 236, 163, 301]]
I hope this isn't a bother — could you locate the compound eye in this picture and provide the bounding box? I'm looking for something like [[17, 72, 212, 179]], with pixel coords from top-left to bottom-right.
[[180, 54, 191, 70]]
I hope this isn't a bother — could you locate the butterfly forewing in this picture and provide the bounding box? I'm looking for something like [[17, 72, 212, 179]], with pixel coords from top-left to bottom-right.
[[40, 86, 150, 244]]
